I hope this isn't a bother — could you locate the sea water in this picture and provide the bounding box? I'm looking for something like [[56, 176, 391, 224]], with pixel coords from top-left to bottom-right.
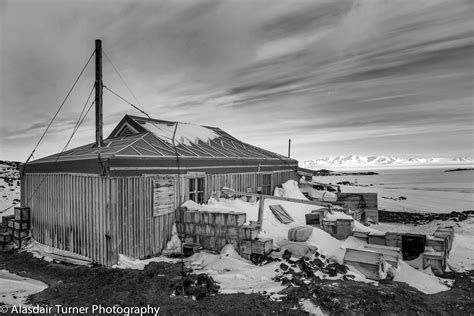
[[313, 168, 474, 194]]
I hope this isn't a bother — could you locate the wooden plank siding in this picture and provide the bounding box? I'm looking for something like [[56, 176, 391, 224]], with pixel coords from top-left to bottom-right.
[[21, 169, 297, 266], [21, 173, 174, 266]]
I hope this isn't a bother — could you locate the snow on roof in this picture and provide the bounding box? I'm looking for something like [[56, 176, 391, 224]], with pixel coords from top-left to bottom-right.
[[139, 120, 219, 146]]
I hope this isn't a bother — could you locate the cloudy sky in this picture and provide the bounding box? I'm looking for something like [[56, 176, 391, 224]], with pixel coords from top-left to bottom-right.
[[1, 0, 473, 162]]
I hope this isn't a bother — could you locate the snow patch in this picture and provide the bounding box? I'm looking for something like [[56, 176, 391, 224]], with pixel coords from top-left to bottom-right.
[[141, 121, 219, 146]]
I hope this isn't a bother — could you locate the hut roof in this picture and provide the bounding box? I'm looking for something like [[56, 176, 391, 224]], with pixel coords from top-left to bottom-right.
[[24, 115, 298, 175], [30, 115, 293, 162]]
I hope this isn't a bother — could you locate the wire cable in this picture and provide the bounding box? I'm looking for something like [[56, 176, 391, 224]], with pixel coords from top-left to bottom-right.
[[103, 50, 145, 112], [103, 85, 151, 119], [61, 83, 95, 152], [22, 50, 95, 170]]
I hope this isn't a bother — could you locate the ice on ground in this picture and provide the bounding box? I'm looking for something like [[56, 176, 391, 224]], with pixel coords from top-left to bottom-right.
[[0, 269, 47, 306], [24, 240, 92, 265], [393, 261, 451, 294], [186, 245, 285, 294], [448, 234, 474, 272], [163, 224, 181, 255], [300, 299, 326, 315]]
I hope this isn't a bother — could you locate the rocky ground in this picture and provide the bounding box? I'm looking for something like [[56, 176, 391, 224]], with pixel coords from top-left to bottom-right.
[[1, 245, 473, 315], [379, 210, 474, 225]]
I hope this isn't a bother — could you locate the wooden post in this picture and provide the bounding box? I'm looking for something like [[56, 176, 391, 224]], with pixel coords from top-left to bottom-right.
[[288, 139, 291, 158], [258, 195, 265, 226], [95, 39, 103, 147]]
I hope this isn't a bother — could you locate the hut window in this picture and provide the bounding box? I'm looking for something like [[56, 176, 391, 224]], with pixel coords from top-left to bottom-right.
[[189, 177, 205, 204]]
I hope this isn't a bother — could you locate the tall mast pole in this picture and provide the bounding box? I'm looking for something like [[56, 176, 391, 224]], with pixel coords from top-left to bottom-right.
[[95, 39, 103, 147]]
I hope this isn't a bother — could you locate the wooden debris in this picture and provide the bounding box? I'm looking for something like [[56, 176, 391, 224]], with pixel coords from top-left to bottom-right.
[[269, 205, 294, 224]]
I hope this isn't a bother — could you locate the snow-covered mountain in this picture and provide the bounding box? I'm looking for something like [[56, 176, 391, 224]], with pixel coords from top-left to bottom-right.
[[300, 155, 474, 170]]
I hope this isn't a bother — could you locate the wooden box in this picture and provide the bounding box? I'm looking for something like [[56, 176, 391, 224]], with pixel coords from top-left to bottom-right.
[[8, 220, 29, 230], [423, 251, 446, 276], [0, 232, 12, 244], [426, 236, 447, 256], [336, 218, 354, 239], [11, 229, 28, 239], [364, 244, 401, 268], [434, 227, 454, 252], [343, 248, 386, 280], [239, 240, 252, 255], [385, 232, 403, 248], [305, 213, 322, 227], [14, 207, 30, 222], [238, 225, 259, 240], [368, 232, 386, 246], [226, 226, 238, 239], [353, 231, 369, 242], [251, 238, 273, 255], [322, 220, 337, 235], [1, 215, 15, 228]]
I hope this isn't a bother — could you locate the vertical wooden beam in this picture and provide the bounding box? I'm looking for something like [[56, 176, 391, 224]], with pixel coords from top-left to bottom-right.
[[95, 39, 103, 147]]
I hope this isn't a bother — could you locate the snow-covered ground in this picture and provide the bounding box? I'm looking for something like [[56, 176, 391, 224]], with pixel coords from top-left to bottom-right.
[[0, 161, 21, 216], [339, 184, 473, 213], [119, 180, 463, 296], [0, 269, 47, 307]]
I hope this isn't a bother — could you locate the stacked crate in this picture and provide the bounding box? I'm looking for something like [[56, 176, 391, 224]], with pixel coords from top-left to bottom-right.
[[0, 215, 15, 247], [433, 227, 454, 254], [180, 208, 246, 252], [10, 207, 30, 248], [335, 218, 354, 240], [2, 207, 30, 248]]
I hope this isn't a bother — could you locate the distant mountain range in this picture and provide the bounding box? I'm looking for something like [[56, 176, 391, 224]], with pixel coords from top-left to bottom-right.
[[300, 156, 474, 170]]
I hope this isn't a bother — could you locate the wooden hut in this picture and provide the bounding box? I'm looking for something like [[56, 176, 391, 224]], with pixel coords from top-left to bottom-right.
[[20, 114, 298, 266]]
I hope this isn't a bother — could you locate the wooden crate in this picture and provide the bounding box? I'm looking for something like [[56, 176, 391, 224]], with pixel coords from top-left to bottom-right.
[[423, 251, 446, 276], [1, 215, 15, 228], [364, 244, 401, 268], [8, 220, 29, 230], [239, 240, 252, 256], [368, 232, 386, 246], [353, 231, 369, 242], [343, 248, 386, 280], [11, 229, 29, 239], [238, 225, 259, 240], [0, 232, 12, 244], [251, 238, 273, 255], [14, 207, 30, 222], [336, 218, 354, 239], [426, 236, 447, 256], [322, 220, 337, 235], [305, 213, 322, 227], [385, 232, 403, 248], [434, 228, 454, 252]]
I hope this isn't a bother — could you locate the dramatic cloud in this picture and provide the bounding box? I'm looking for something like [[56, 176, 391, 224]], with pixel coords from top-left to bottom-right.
[[1, 0, 473, 161]]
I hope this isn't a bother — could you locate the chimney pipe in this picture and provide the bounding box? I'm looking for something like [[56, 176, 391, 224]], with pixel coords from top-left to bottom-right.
[[95, 39, 103, 147], [288, 139, 291, 158]]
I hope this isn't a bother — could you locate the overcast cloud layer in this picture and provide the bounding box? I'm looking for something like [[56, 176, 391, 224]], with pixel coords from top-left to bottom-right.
[[1, 0, 473, 161]]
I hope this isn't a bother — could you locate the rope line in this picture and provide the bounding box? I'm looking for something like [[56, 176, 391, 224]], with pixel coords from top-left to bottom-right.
[[103, 85, 151, 119], [103, 50, 145, 112], [61, 83, 95, 152], [22, 50, 95, 169]]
